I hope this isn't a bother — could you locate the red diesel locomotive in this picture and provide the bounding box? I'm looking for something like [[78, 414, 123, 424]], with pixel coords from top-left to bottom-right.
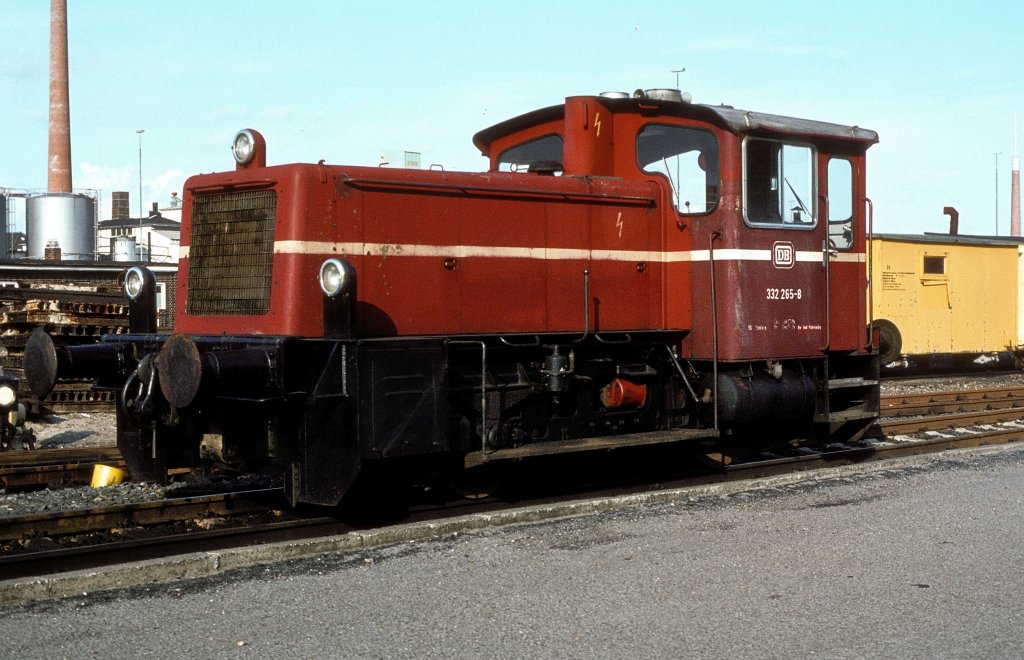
[[25, 88, 880, 506]]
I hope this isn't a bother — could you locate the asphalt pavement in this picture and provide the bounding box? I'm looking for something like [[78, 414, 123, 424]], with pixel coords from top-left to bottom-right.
[[2, 445, 1023, 658]]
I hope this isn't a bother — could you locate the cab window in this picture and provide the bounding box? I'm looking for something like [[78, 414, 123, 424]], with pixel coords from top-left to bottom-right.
[[637, 125, 719, 215], [827, 158, 854, 250], [497, 134, 564, 173], [744, 138, 816, 227]]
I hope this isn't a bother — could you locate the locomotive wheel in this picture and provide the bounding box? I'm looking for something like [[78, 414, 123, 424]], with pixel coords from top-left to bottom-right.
[[872, 319, 902, 365]]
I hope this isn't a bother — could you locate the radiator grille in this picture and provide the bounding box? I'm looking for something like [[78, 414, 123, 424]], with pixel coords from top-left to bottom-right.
[[186, 190, 276, 315]]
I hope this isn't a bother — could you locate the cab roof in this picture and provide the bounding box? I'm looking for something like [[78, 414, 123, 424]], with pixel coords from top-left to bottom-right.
[[473, 95, 879, 157]]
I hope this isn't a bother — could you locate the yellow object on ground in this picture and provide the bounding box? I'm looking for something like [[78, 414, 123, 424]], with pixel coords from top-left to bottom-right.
[[91, 464, 125, 488]]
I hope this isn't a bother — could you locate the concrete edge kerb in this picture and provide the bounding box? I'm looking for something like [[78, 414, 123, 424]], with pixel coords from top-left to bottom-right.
[[2, 442, 1020, 606]]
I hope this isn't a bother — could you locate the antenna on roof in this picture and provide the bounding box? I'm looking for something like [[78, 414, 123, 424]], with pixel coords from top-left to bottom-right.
[[671, 67, 685, 89]]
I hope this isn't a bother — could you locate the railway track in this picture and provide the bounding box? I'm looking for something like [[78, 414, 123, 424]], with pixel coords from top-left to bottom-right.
[[4, 419, 1023, 584], [711, 397, 1024, 475], [0, 446, 123, 491], [0, 487, 337, 580], [3, 384, 1024, 579], [881, 385, 1024, 416], [4, 384, 1022, 493], [0, 488, 284, 544]]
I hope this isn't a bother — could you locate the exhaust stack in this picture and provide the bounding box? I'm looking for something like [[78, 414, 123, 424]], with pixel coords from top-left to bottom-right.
[[944, 206, 959, 235]]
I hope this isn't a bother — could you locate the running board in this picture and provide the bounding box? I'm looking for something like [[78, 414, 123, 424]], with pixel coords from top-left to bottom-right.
[[464, 427, 719, 468]]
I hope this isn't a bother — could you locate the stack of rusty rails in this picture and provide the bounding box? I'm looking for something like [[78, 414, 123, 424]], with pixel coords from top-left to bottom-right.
[[0, 286, 128, 415], [0, 446, 124, 491]]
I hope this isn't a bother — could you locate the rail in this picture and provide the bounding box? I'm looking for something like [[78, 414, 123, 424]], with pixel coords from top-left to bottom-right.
[[0, 446, 123, 491]]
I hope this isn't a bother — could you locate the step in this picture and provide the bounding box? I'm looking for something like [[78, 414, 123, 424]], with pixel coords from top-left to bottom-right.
[[464, 427, 719, 468], [815, 409, 879, 423], [828, 377, 879, 390]]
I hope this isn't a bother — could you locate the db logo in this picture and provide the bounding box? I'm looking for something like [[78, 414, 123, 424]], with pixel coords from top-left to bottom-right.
[[772, 241, 795, 269]]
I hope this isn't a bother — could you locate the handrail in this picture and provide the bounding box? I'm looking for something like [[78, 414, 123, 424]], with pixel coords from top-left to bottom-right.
[[573, 269, 591, 343], [822, 239, 837, 351], [709, 231, 721, 431], [865, 196, 875, 349], [499, 335, 541, 347], [341, 176, 656, 206]]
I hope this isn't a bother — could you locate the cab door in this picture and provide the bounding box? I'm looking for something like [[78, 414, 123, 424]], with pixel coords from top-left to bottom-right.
[[822, 154, 867, 351]]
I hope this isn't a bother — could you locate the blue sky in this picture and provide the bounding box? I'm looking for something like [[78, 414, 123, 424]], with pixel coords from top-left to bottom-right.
[[2, 0, 1023, 236]]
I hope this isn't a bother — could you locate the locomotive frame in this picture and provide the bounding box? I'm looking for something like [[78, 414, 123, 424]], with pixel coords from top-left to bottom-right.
[[25, 88, 880, 506]]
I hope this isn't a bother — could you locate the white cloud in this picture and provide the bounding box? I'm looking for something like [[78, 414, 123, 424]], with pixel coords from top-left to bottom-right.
[[147, 168, 186, 212], [78, 163, 184, 218], [79, 162, 134, 192]]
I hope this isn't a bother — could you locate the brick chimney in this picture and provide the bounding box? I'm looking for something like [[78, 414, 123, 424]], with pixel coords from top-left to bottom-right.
[[1012, 112, 1020, 237], [48, 0, 72, 193], [112, 191, 130, 220]]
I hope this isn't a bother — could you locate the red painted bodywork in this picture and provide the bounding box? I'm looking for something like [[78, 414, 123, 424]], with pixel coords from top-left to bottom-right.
[[175, 94, 876, 363]]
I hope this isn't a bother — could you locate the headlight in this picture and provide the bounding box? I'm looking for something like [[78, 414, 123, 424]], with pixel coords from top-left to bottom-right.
[[319, 258, 352, 298], [124, 266, 147, 300], [232, 129, 257, 165], [0, 385, 16, 407]]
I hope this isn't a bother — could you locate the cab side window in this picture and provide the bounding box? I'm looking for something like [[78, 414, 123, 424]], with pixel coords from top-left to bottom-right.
[[827, 158, 854, 250], [744, 138, 816, 227], [637, 125, 719, 215], [497, 134, 564, 173]]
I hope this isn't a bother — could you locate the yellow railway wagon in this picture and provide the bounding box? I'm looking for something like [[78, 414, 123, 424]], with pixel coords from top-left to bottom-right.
[[870, 234, 1021, 365]]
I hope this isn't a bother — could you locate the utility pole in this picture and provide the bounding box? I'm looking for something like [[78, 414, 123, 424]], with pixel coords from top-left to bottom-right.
[[136, 129, 145, 220]]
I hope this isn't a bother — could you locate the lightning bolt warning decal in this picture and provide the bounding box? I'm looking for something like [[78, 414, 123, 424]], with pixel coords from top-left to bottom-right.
[[616, 212, 623, 238], [594, 112, 602, 137]]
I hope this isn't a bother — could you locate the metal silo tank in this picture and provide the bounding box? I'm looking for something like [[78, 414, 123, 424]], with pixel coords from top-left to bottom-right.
[[111, 235, 139, 261], [26, 192, 96, 260]]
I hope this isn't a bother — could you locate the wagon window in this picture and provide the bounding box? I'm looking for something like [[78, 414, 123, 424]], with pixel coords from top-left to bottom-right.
[[497, 134, 564, 173], [828, 158, 853, 250], [637, 125, 719, 214], [923, 255, 946, 275], [744, 138, 816, 228]]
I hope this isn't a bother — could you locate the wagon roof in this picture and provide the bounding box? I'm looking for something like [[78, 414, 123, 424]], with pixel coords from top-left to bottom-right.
[[875, 232, 1024, 247], [473, 95, 878, 156]]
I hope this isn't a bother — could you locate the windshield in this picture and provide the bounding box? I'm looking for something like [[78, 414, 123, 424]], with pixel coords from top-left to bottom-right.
[[637, 125, 719, 214]]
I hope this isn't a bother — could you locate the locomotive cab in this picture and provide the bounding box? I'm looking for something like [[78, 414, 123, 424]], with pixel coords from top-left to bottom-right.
[[478, 89, 879, 429], [25, 88, 880, 507]]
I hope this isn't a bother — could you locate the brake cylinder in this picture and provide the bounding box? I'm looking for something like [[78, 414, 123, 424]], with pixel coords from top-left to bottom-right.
[[600, 378, 648, 410]]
